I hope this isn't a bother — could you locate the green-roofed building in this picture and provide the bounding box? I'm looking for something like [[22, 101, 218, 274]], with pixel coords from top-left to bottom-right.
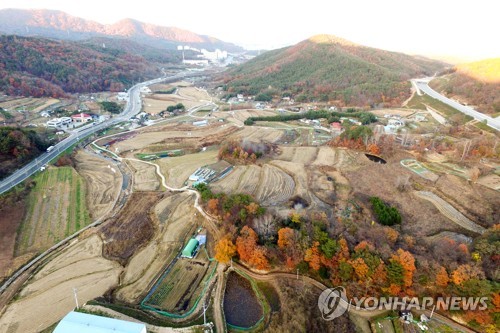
[[181, 238, 199, 258]]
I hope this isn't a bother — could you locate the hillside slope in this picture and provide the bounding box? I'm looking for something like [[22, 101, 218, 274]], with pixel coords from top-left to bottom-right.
[[0, 8, 243, 52], [430, 58, 500, 113], [0, 127, 50, 179], [222, 35, 446, 106], [0, 35, 166, 97]]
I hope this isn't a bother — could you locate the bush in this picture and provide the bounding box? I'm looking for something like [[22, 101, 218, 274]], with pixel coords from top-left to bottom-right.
[[166, 103, 185, 112], [100, 101, 122, 114], [243, 110, 378, 126], [255, 92, 273, 102], [370, 197, 402, 226]]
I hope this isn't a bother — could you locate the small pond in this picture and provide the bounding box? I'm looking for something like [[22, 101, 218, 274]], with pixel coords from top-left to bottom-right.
[[365, 153, 387, 164], [223, 272, 263, 328]]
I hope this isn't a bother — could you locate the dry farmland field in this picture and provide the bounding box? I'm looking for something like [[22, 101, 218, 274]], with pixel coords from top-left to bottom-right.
[[143, 252, 216, 315], [15, 166, 90, 256], [115, 192, 202, 303], [212, 164, 295, 206], [74, 151, 122, 219], [155, 150, 219, 188]]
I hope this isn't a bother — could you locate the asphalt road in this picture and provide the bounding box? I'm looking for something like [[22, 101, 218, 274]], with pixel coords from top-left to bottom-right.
[[413, 80, 500, 131], [0, 71, 192, 195]]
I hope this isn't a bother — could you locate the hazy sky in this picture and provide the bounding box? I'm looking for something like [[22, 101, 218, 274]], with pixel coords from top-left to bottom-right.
[[1, 0, 498, 61]]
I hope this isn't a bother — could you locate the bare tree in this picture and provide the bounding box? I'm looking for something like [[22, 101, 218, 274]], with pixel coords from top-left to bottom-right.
[[252, 214, 277, 242]]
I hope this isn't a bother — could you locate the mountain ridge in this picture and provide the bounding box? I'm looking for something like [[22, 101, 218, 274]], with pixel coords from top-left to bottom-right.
[[0, 8, 243, 52]]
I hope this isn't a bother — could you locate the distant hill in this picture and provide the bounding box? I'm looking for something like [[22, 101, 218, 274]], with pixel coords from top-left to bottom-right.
[[430, 58, 500, 113], [0, 8, 243, 52], [222, 34, 446, 107], [0, 35, 167, 97]]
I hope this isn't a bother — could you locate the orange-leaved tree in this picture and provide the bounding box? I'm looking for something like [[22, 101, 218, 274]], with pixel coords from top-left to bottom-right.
[[349, 257, 369, 282], [277, 227, 301, 269], [305, 241, 321, 271], [236, 226, 258, 263], [277, 227, 295, 249], [207, 198, 220, 216], [215, 236, 236, 264], [391, 249, 416, 288], [451, 264, 483, 285], [248, 247, 270, 270], [435, 266, 449, 288]]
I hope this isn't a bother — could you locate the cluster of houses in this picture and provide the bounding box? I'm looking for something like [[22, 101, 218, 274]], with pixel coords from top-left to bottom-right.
[[45, 113, 108, 129]]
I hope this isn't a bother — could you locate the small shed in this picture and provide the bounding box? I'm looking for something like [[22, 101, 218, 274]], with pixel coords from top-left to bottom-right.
[[181, 238, 199, 258], [195, 234, 207, 245]]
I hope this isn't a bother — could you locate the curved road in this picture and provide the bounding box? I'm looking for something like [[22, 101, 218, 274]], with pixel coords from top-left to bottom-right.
[[0, 71, 196, 196], [412, 79, 500, 131]]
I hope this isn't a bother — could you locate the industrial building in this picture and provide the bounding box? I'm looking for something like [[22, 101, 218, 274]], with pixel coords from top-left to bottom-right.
[[53, 311, 146, 333]]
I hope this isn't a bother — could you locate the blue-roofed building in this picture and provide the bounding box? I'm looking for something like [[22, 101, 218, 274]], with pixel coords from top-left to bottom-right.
[[54, 311, 147, 333]]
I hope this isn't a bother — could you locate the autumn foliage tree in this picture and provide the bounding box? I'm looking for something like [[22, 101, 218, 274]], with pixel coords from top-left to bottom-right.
[[207, 198, 220, 216], [277, 227, 302, 269], [214, 236, 236, 264], [236, 226, 269, 270], [304, 241, 321, 271], [451, 264, 484, 285], [349, 257, 370, 282], [390, 249, 416, 288], [236, 226, 258, 263], [435, 266, 450, 288], [367, 143, 381, 155]]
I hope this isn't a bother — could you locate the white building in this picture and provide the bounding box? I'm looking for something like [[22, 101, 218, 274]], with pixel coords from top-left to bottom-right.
[[54, 311, 146, 333], [60, 117, 72, 125], [117, 92, 128, 101], [46, 118, 63, 128], [183, 59, 209, 66], [200, 48, 228, 61], [193, 120, 208, 126]]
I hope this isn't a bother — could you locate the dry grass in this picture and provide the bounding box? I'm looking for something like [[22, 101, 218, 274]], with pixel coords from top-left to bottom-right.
[[126, 159, 160, 191], [0, 235, 122, 333], [113, 122, 236, 153], [32, 98, 60, 113], [116, 192, 201, 303], [228, 126, 284, 143], [74, 151, 122, 219], [155, 150, 219, 188]]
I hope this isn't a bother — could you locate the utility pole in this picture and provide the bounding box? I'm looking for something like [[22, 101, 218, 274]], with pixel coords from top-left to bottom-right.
[[296, 269, 299, 280], [461, 139, 471, 161], [73, 288, 79, 309], [202, 296, 208, 327]]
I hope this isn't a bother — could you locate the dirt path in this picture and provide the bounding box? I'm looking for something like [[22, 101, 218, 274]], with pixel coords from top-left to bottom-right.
[[212, 264, 227, 333], [414, 191, 485, 234], [83, 305, 200, 333], [231, 262, 476, 332]]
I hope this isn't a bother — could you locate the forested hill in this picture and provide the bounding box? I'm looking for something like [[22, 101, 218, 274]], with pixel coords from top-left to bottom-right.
[[222, 35, 446, 107], [0, 9, 243, 53], [0, 127, 50, 179], [430, 58, 500, 114], [0, 35, 168, 97]]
